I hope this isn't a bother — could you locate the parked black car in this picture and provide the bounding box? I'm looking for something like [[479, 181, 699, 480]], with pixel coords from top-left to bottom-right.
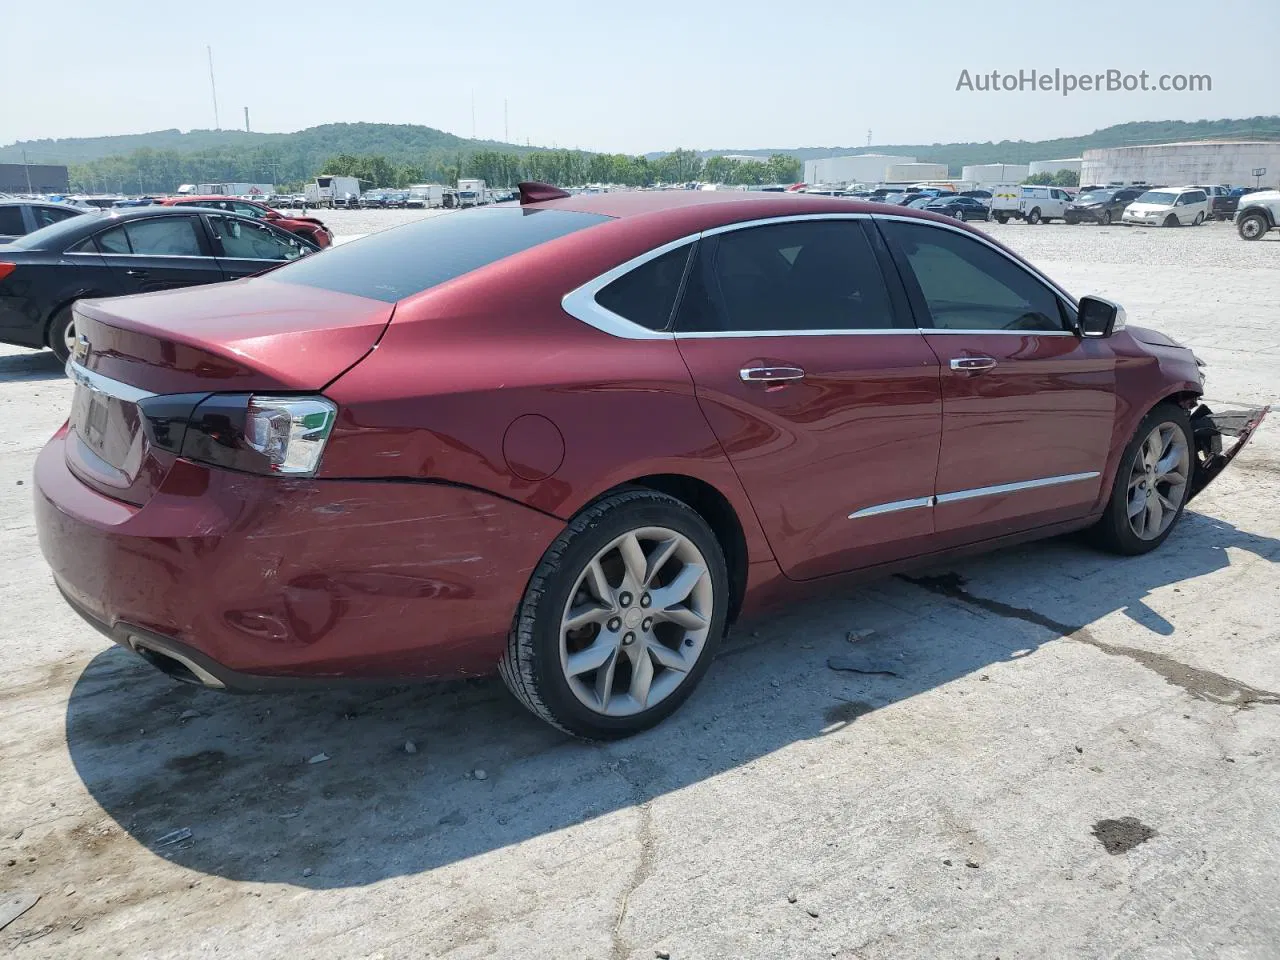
[[0, 206, 318, 362], [924, 195, 988, 221], [0, 200, 86, 244], [1064, 187, 1145, 225], [384, 191, 409, 209]]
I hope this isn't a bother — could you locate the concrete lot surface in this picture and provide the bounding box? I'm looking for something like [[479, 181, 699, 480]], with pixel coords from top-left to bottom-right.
[[1, 216, 1277, 959]]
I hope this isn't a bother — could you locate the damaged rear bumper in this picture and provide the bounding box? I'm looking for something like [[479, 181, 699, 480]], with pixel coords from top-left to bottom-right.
[[1188, 403, 1271, 501]]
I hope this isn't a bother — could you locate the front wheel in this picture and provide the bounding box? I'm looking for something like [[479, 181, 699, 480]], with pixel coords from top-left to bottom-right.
[[1091, 404, 1194, 555], [46, 305, 76, 364], [1237, 213, 1268, 240], [1163, 214, 1179, 227], [1100, 210, 1112, 225], [500, 489, 729, 739]]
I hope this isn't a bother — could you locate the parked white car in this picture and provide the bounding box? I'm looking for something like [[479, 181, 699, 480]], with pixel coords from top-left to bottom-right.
[[1235, 189, 1280, 240], [1122, 187, 1210, 227]]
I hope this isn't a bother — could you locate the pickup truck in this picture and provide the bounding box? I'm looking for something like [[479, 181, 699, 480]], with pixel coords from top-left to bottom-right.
[[1235, 190, 1280, 240]]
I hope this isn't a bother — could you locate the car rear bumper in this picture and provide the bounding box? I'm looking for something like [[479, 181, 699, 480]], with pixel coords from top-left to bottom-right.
[[35, 425, 564, 686], [1188, 403, 1270, 501]]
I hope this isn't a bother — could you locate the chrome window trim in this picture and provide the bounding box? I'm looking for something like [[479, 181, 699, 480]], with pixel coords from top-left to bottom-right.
[[562, 210, 1080, 341], [66, 359, 156, 404], [921, 328, 1077, 338], [849, 471, 1100, 519], [560, 234, 696, 340]]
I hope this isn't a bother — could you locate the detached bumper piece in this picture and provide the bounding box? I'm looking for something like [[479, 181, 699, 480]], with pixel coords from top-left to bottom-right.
[[1188, 403, 1271, 501]]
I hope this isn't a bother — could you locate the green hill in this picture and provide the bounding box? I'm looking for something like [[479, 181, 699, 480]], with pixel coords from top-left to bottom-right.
[[4, 116, 1277, 191]]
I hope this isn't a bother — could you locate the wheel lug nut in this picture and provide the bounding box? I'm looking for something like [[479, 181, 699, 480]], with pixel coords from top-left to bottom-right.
[[619, 592, 632, 608], [640, 593, 651, 608], [623, 632, 636, 646], [607, 617, 621, 631], [642, 617, 653, 631]]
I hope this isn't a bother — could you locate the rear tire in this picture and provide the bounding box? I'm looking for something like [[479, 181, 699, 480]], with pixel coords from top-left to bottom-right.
[[995, 214, 1009, 224], [1193, 212, 1205, 226], [1100, 210, 1112, 225], [46, 306, 75, 364], [1091, 403, 1194, 556], [499, 488, 729, 739], [1027, 207, 1042, 224]]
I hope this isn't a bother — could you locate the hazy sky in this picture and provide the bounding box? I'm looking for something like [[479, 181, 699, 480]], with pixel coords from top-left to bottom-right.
[[5, 0, 1277, 156]]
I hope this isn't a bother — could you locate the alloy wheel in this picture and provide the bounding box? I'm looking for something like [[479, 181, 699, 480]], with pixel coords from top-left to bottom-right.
[[1126, 422, 1190, 540], [558, 526, 713, 717], [63, 318, 77, 358]]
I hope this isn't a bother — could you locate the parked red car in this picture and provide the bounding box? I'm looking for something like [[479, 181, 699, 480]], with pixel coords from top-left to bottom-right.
[[159, 196, 333, 248], [35, 185, 1267, 738]]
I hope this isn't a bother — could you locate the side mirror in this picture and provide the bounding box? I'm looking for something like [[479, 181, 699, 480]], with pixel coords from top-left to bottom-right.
[[1078, 295, 1125, 338]]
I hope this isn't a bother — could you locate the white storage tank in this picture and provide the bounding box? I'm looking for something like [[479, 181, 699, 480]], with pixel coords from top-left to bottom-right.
[[802, 154, 916, 185], [961, 163, 1030, 187], [1027, 158, 1082, 177], [1080, 142, 1280, 188], [883, 162, 948, 182]]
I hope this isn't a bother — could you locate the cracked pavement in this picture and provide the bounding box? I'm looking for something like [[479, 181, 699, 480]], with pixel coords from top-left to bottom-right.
[[1, 218, 1277, 959]]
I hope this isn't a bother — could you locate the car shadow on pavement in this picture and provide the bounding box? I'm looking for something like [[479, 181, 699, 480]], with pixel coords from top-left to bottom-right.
[[63, 510, 1280, 889], [0, 350, 64, 383]]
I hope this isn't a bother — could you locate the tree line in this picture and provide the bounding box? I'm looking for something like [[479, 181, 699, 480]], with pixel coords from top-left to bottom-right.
[[65, 145, 802, 194]]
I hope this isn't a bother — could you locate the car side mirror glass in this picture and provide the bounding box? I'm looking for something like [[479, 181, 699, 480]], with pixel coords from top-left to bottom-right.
[[1079, 295, 1124, 338]]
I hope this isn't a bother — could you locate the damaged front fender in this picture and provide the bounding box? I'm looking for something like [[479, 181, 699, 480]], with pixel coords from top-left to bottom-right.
[[1188, 403, 1271, 501]]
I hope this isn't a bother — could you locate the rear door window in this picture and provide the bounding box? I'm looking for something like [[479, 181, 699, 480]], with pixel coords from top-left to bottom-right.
[[267, 207, 609, 302], [94, 225, 132, 254], [676, 220, 900, 333], [124, 217, 204, 256]]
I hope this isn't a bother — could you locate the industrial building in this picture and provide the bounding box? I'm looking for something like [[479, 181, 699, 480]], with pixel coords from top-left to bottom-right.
[[883, 162, 948, 183], [0, 163, 69, 194], [1028, 158, 1083, 178], [961, 163, 1030, 187], [1080, 141, 1279, 188], [803, 154, 916, 185]]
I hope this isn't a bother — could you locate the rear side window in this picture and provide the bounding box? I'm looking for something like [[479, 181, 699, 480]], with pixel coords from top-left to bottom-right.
[[594, 245, 692, 331], [33, 206, 80, 228], [268, 207, 610, 302]]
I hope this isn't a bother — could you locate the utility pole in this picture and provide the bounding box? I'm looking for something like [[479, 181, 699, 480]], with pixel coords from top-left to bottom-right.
[[866, 129, 872, 148], [207, 46, 221, 129], [504, 99, 509, 142], [21, 150, 33, 194], [244, 106, 250, 133], [471, 90, 476, 139]]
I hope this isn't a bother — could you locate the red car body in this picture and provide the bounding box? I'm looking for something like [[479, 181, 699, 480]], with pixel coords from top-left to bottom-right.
[[34, 191, 1264, 706], [159, 196, 333, 248]]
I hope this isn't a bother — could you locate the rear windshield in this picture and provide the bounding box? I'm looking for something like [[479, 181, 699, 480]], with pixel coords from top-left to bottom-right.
[[6, 213, 95, 250], [267, 207, 609, 302]]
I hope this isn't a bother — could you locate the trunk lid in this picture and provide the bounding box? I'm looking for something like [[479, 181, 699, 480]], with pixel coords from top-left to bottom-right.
[[65, 277, 392, 505]]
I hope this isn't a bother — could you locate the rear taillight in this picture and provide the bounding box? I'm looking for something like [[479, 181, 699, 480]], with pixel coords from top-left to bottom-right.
[[139, 393, 337, 477], [0, 263, 16, 281]]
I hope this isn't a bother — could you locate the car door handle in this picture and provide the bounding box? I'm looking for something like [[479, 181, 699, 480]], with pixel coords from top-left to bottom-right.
[[950, 356, 997, 373], [740, 366, 806, 384], [125, 269, 149, 278]]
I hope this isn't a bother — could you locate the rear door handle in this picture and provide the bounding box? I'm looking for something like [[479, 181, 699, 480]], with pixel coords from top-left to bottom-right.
[[125, 269, 149, 278], [950, 356, 997, 373], [740, 365, 806, 384]]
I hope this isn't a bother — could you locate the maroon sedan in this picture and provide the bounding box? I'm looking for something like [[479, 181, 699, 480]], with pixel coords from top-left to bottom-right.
[[34, 185, 1267, 738], [159, 196, 333, 248]]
